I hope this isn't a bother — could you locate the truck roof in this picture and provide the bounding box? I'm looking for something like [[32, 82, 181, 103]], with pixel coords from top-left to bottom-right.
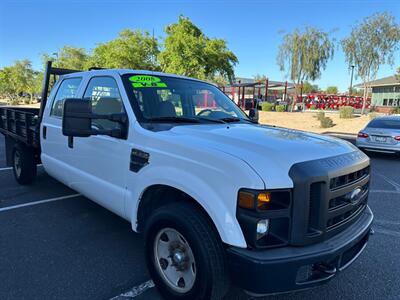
[[61, 69, 212, 85]]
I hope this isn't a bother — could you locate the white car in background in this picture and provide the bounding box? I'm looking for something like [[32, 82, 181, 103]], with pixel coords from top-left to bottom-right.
[[357, 115, 400, 155]]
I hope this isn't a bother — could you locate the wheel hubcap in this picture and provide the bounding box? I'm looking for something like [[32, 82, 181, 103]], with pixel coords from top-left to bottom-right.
[[14, 151, 21, 177], [154, 228, 196, 293]]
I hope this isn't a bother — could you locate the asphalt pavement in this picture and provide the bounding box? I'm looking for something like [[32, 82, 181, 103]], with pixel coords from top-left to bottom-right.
[[0, 134, 399, 300]]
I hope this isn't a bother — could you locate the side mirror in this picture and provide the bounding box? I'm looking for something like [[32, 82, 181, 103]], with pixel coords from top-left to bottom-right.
[[62, 98, 92, 137], [62, 98, 127, 139], [248, 108, 259, 123]]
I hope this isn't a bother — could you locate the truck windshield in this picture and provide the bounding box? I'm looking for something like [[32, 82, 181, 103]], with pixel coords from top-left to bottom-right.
[[122, 74, 250, 124]]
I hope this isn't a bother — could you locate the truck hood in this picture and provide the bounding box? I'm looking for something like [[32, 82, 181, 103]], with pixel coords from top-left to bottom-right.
[[165, 123, 357, 188]]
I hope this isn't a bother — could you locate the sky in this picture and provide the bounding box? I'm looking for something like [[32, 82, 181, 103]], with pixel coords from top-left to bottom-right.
[[0, 0, 399, 91]]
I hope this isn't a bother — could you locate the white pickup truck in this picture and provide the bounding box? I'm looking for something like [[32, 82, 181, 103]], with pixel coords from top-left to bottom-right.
[[0, 62, 373, 300]]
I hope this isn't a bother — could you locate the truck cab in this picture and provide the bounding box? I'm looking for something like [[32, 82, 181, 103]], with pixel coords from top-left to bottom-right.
[[0, 63, 373, 300]]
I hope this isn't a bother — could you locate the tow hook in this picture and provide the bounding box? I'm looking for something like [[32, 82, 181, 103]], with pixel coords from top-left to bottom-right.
[[314, 263, 337, 275]]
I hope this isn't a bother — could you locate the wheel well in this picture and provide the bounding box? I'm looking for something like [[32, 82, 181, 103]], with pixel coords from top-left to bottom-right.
[[5, 137, 41, 166], [136, 184, 219, 236]]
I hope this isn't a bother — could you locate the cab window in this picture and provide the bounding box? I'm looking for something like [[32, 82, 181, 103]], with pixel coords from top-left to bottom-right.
[[83, 76, 125, 131], [50, 77, 82, 117]]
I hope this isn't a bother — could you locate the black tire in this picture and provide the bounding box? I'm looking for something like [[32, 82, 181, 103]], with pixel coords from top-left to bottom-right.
[[144, 202, 229, 300], [12, 144, 37, 185]]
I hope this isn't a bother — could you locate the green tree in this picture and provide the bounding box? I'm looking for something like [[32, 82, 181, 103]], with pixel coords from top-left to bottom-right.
[[301, 81, 319, 93], [26, 71, 44, 103], [326, 86, 338, 94], [43, 46, 89, 70], [212, 75, 228, 88], [341, 12, 400, 113], [159, 16, 238, 82], [396, 67, 400, 80], [253, 74, 267, 82], [89, 29, 159, 70], [277, 26, 335, 110], [0, 60, 35, 104], [0, 70, 9, 101]]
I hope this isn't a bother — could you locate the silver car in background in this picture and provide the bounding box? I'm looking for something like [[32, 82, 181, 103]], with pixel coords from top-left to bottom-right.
[[356, 115, 400, 154]]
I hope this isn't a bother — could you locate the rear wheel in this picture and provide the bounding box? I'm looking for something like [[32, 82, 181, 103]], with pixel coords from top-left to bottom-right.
[[12, 144, 37, 185], [144, 202, 229, 300]]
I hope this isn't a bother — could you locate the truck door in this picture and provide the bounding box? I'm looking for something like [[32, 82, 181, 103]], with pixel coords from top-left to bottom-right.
[[66, 76, 130, 217], [40, 76, 83, 184]]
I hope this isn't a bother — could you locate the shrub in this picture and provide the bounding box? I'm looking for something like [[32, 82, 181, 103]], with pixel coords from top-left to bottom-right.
[[369, 112, 378, 120], [261, 102, 273, 111], [391, 107, 400, 115], [320, 116, 334, 128], [309, 105, 317, 110], [24, 97, 32, 105], [339, 106, 354, 119], [10, 97, 20, 105], [315, 111, 325, 121], [275, 105, 286, 112]]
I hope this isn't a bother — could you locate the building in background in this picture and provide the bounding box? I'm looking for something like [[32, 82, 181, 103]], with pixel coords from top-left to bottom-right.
[[355, 76, 400, 113]]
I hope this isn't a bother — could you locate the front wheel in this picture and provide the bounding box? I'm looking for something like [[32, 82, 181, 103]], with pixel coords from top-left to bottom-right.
[[144, 202, 229, 300], [12, 144, 37, 185]]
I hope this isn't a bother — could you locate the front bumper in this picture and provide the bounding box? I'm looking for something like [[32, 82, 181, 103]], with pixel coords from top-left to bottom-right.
[[226, 205, 373, 295]]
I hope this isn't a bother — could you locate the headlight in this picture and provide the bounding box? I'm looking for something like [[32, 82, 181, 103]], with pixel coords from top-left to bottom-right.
[[237, 189, 292, 248], [256, 219, 269, 240]]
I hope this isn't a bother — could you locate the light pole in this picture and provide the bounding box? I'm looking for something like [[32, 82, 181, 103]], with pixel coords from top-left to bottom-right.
[[349, 65, 355, 95]]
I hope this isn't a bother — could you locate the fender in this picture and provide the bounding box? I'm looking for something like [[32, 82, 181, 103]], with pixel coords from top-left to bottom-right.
[[126, 165, 259, 248]]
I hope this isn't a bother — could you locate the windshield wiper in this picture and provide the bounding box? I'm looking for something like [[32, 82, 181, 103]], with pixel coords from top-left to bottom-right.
[[148, 116, 228, 124], [219, 117, 257, 124], [147, 116, 201, 123], [219, 117, 244, 123], [196, 117, 226, 124]]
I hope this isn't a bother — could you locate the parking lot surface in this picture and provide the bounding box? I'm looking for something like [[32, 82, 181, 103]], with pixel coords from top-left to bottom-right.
[[0, 134, 399, 300]]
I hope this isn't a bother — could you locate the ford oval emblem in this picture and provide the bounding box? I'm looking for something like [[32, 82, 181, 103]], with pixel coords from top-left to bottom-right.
[[345, 187, 362, 204]]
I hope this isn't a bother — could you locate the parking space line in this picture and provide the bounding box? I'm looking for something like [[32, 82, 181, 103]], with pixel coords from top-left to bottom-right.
[[374, 172, 400, 191], [0, 193, 80, 213], [110, 280, 155, 299]]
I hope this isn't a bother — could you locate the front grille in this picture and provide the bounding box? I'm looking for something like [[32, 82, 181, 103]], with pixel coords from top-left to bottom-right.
[[329, 166, 370, 190], [326, 202, 366, 230], [289, 151, 370, 246], [328, 182, 369, 209], [307, 166, 370, 237]]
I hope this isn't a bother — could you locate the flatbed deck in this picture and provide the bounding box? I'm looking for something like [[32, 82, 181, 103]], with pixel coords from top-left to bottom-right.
[[0, 107, 40, 147]]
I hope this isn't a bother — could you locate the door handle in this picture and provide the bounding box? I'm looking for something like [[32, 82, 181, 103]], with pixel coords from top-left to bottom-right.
[[42, 126, 47, 139]]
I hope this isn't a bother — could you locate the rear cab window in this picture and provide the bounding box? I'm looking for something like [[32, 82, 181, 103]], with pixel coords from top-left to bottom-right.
[[50, 77, 82, 117]]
